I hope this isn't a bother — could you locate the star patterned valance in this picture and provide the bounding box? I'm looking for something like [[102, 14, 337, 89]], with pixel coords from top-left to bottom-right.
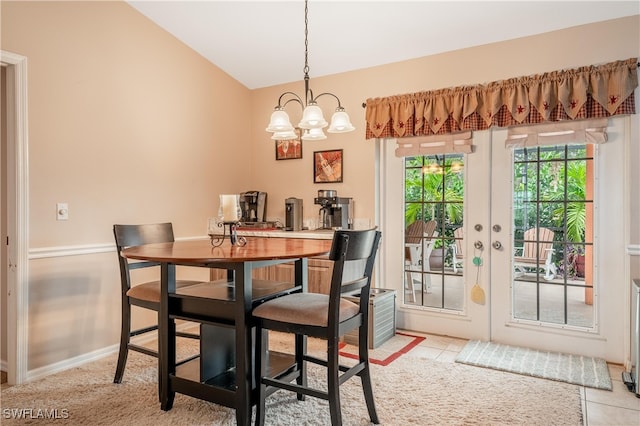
[[364, 58, 637, 140]]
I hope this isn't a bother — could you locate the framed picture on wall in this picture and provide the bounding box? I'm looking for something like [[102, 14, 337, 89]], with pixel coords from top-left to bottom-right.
[[275, 129, 302, 160], [313, 149, 343, 183]]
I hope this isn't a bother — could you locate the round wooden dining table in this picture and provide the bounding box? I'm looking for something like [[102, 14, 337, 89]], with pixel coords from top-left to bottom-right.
[[121, 237, 333, 426]]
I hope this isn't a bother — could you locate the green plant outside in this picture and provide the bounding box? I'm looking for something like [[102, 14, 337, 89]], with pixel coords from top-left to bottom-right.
[[404, 147, 590, 276], [405, 155, 464, 252], [513, 146, 588, 243], [404, 156, 464, 227]]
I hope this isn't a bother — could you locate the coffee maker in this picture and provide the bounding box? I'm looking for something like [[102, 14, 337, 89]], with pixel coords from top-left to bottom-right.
[[314, 190, 353, 230], [239, 191, 267, 223], [285, 198, 303, 231]]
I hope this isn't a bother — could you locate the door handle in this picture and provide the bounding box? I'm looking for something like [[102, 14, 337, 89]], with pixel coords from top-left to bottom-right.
[[492, 241, 502, 250]]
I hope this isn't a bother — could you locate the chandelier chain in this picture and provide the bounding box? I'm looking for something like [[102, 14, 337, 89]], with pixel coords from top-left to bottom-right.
[[303, 0, 309, 77], [266, 0, 354, 138]]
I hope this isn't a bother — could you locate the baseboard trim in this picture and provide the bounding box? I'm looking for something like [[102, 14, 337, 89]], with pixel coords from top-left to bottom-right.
[[26, 345, 117, 383], [23, 323, 199, 383]]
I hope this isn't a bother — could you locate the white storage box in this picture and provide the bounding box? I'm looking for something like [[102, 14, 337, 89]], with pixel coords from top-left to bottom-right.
[[344, 288, 396, 349]]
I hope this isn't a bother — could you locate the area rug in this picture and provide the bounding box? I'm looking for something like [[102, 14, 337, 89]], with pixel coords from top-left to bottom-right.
[[456, 339, 612, 390], [338, 332, 425, 366], [1, 335, 583, 425]]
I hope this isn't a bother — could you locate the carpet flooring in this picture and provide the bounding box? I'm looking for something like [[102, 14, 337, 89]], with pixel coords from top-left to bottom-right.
[[456, 340, 612, 390], [0, 334, 583, 425]]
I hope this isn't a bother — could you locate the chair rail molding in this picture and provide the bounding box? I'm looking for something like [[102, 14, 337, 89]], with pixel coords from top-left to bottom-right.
[[29, 236, 209, 259]]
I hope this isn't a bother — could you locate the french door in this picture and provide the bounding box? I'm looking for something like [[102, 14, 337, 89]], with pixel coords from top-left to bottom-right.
[[381, 117, 628, 361]]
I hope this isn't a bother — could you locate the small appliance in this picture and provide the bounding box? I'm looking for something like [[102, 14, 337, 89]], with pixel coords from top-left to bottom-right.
[[239, 191, 267, 223], [314, 190, 353, 230], [285, 198, 303, 231]]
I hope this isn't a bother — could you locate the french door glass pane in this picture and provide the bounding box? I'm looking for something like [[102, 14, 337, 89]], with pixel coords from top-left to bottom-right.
[[404, 154, 464, 310], [512, 144, 594, 329]]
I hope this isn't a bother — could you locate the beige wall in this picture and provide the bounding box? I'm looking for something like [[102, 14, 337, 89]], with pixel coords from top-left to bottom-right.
[[1, 1, 252, 369], [0, 0, 638, 373], [2, 1, 253, 246]]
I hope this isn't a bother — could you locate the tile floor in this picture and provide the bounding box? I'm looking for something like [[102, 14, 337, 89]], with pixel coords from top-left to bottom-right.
[[403, 329, 640, 426]]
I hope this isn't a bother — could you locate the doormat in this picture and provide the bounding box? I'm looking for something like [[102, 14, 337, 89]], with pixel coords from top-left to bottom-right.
[[338, 332, 425, 366], [455, 340, 612, 390]]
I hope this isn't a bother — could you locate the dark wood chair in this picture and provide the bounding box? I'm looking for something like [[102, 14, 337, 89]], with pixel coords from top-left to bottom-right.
[[252, 228, 382, 425], [112, 223, 204, 388]]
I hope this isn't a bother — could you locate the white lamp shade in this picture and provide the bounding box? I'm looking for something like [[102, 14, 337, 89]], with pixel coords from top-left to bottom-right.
[[327, 110, 355, 133], [271, 129, 298, 140], [301, 128, 327, 140], [266, 109, 294, 132], [298, 105, 328, 129]]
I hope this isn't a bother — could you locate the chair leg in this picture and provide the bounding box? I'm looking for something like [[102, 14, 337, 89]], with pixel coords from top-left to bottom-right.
[[360, 366, 380, 424], [294, 333, 306, 401], [358, 328, 379, 424], [327, 338, 342, 426], [544, 263, 557, 281], [255, 326, 267, 426], [156, 312, 163, 403], [404, 268, 416, 302], [543, 250, 557, 280], [423, 272, 432, 294], [113, 297, 131, 384]]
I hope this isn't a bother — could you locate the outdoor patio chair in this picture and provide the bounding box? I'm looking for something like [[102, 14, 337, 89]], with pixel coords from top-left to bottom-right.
[[405, 220, 438, 300], [451, 226, 464, 274], [513, 227, 557, 281]]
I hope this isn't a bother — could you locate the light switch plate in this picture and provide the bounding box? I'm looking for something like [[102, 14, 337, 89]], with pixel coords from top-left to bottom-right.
[[56, 203, 69, 220]]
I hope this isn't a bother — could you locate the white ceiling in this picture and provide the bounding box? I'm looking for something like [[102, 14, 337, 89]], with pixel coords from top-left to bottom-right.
[[127, 1, 639, 90]]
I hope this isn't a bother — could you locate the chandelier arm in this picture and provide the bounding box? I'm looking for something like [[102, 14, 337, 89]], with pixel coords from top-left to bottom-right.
[[276, 91, 304, 108], [312, 92, 345, 109], [281, 97, 305, 110]]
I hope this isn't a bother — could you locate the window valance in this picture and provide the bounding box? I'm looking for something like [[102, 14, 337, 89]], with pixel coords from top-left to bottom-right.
[[364, 58, 637, 140]]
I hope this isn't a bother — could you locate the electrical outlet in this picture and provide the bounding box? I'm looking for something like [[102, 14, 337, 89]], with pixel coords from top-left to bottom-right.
[[56, 203, 69, 220]]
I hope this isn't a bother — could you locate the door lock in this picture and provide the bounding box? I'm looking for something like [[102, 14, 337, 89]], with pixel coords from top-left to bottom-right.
[[492, 241, 502, 250], [474, 241, 484, 250]]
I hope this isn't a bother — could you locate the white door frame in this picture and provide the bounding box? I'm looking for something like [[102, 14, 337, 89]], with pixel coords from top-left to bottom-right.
[[376, 137, 491, 341], [2, 50, 29, 385], [376, 119, 629, 362]]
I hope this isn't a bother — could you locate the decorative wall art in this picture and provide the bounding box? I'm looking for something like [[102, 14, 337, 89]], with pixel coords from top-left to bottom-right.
[[275, 129, 302, 160], [313, 149, 343, 183]]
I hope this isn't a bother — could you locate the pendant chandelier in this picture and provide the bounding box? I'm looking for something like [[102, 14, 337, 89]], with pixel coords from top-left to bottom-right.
[[266, 0, 355, 141]]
